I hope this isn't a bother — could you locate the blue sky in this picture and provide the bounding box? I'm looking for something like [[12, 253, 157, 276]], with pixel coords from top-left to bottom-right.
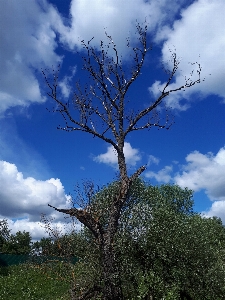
[[1, 0, 225, 240]]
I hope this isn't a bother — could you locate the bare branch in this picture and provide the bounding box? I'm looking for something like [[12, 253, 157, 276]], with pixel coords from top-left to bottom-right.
[[124, 55, 202, 137], [48, 204, 103, 239], [122, 24, 151, 95], [129, 165, 147, 184], [43, 70, 120, 149]]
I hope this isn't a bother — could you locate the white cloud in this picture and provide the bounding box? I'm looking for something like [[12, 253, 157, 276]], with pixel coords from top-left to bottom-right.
[[0, 0, 196, 114], [146, 147, 225, 201], [5, 218, 48, 241], [174, 147, 225, 201], [144, 147, 225, 223], [150, 0, 225, 109], [147, 154, 160, 166], [0, 160, 70, 220], [201, 201, 225, 224], [59, 76, 72, 98], [59, 66, 77, 98], [5, 217, 81, 241], [0, 160, 81, 240], [93, 142, 141, 168], [0, 0, 65, 114], [2, 0, 225, 115], [60, 0, 188, 57], [145, 165, 173, 183]]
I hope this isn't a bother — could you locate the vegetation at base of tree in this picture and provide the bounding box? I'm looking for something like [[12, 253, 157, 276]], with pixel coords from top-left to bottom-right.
[[57, 178, 225, 299], [1, 179, 225, 299], [0, 263, 71, 300]]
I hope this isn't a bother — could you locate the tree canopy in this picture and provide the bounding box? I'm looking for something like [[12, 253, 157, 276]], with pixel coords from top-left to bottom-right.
[[2, 231, 31, 255], [56, 178, 225, 299]]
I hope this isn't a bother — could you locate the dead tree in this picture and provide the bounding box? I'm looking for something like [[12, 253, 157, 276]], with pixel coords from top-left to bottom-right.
[[43, 22, 202, 300]]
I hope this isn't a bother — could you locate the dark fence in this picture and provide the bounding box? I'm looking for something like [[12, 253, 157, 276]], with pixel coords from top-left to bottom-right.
[[0, 253, 79, 267]]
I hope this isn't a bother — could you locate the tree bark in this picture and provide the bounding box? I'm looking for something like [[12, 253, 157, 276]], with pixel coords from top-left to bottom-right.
[[101, 236, 123, 299]]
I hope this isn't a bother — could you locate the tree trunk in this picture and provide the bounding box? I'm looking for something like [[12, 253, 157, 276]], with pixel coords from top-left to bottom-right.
[[100, 233, 123, 300], [180, 290, 193, 300]]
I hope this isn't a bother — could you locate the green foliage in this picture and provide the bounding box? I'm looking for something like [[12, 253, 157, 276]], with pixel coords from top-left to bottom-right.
[[3, 180, 223, 299], [121, 211, 225, 299], [30, 230, 99, 297], [32, 237, 53, 255], [32, 231, 93, 259], [70, 177, 225, 299], [0, 263, 71, 299], [1, 231, 32, 255], [52, 229, 103, 299], [115, 179, 225, 299], [0, 219, 11, 252], [0, 220, 32, 255]]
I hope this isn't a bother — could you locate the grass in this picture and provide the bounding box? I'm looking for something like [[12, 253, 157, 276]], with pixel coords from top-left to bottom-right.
[[0, 262, 73, 300]]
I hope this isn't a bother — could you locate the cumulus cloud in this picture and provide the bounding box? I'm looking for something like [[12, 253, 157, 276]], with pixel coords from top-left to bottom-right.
[[145, 147, 225, 202], [2, 0, 225, 115], [93, 142, 141, 169], [145, 147, 225, 223], [60, 0, 188, 57], [174, 147, 225, 202], [0, 0, 200, 114], [0, 160, 71, 219], [6, 218, 48, 241], [201, 201, 225, 224], [0, 0, 65, 114], [5, 218, 81, 241], [150, 0, 225, 109], [0, 160, 79, 240], [145, 165, 173, 183]]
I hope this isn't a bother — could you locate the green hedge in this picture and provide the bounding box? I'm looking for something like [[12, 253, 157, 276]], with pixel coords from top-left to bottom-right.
[[0, 253, 79, 267]]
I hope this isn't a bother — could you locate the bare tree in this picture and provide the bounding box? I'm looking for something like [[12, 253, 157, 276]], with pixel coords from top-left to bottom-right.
[[42, 22, 202, 300]]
